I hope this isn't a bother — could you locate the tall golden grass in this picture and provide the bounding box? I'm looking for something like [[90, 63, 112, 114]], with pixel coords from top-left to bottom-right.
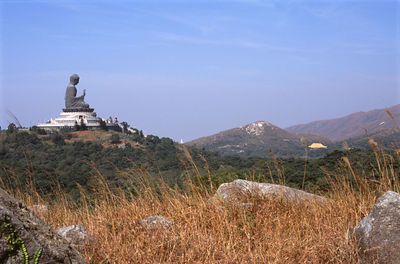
[[5, 142, 400, 264]]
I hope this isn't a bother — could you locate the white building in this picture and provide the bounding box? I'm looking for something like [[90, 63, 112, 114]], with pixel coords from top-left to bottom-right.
[[38, 110, 119, 130]]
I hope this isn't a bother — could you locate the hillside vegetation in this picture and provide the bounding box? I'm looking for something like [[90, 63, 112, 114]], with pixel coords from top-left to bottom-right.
[[0, 127, 390, 201], [334, 128, 400, 150], [0, 128, 260, 200]]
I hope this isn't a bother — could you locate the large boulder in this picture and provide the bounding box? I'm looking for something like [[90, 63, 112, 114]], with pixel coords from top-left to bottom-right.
[[354, 191, 400, 264], [211, 179, 330, 206], [0, 188, 87, 263]]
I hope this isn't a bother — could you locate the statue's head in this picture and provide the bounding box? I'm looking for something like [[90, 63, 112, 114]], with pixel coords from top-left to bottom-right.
[[69, 74, 80, 85]]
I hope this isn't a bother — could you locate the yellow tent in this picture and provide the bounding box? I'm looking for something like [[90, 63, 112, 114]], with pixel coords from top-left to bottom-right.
[[308, 143, 328, 149]]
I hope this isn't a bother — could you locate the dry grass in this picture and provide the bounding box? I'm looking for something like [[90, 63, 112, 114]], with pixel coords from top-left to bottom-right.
[[9, 145, 400, 264]]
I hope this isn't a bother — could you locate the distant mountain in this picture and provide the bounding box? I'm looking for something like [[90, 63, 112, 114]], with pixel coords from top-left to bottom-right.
[[286, 105, 400, 141], [186, 121, 332, 158]]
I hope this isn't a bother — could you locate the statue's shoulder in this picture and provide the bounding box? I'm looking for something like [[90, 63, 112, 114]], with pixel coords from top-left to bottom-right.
[[66, 84, 76, 91]]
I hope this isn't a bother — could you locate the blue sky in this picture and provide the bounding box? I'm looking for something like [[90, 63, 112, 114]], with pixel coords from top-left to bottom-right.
[[0, 0, 399, 141]]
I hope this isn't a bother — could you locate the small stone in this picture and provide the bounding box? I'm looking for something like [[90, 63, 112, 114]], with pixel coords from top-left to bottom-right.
[[57, 225, 93, 247], [28, 204, 48, 215], [139, 215, 173, 230]]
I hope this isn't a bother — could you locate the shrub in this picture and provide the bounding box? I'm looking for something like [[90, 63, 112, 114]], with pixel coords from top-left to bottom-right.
[[110, 134, 121, 144]]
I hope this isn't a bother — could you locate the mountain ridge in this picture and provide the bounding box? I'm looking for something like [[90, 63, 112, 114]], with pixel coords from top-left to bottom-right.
[[186, 105, 400, 158], [286, 104, 400, 141]]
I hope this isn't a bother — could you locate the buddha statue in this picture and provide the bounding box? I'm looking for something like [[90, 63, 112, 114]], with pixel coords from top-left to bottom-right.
[[64, 74, 90, 110]]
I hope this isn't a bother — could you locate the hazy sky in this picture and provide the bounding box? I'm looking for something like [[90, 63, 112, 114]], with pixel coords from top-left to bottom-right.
[[1, 0, 399, 141]]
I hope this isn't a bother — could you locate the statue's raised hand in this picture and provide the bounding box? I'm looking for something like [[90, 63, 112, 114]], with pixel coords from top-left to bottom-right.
[[83, 89, 86, 96]]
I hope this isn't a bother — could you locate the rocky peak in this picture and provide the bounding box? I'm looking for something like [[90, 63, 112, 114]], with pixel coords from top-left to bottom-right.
[[242, 121, 274, 136]]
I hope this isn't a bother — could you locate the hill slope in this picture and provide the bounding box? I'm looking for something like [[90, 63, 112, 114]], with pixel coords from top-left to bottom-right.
[[331, 128, 400, 150], [286, 105, 400, 141], [186, 121, 331, 158]]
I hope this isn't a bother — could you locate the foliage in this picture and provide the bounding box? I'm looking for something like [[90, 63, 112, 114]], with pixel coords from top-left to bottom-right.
[[50, 132, 65, 145], [120, 121, 132, 134], [0, 129, 187, 199], [74, 120, 88, 131], [30, 126, 47, 135], [99, 120, 108, 131], [110, 134, 121, 144], [1, 215, 42, 264], [7, 123, 17, 134], [334, 128, 400, 150]]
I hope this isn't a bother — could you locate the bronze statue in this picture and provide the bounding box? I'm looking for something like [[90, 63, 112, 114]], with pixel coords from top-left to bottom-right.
[[65, 74, 90, 109]]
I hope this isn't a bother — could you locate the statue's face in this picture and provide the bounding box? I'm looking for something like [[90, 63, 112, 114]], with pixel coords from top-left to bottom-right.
[[73, 77, 80, 85]]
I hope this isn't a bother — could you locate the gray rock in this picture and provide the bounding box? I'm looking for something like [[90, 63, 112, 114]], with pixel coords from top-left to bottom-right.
[[139, 216, 173, 230], [117, 143, 126, 149], [0, 188, 87, 263], [211, 179, 330, 207], [354, 191, 400, 264], [57, 225, 93, 248]]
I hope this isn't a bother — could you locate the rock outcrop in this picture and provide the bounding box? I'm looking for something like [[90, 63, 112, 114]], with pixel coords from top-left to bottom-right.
[[139, 216, 173, 230], [354, 191, 400, 264], [211, 179, 330, 207], [0, 188, 87, 263]]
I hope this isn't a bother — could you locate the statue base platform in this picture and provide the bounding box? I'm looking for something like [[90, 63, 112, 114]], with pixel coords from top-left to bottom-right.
[[38, 110, 104, 130], [63, 108, 94, 113]]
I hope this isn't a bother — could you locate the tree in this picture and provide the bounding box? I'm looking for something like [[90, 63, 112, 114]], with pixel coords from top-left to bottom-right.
[[30, 126, 47, 135], [100, 120, 108, 131], [51, 132, 65, 145], [0, 143, 7, 156], [121, 121, 131, 134], [74, 121, 80, 131], [110, 134, 121, 144], [80, 119, 87, 131], [74, 120, 87, 131], [7, 123, 17, 134]]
